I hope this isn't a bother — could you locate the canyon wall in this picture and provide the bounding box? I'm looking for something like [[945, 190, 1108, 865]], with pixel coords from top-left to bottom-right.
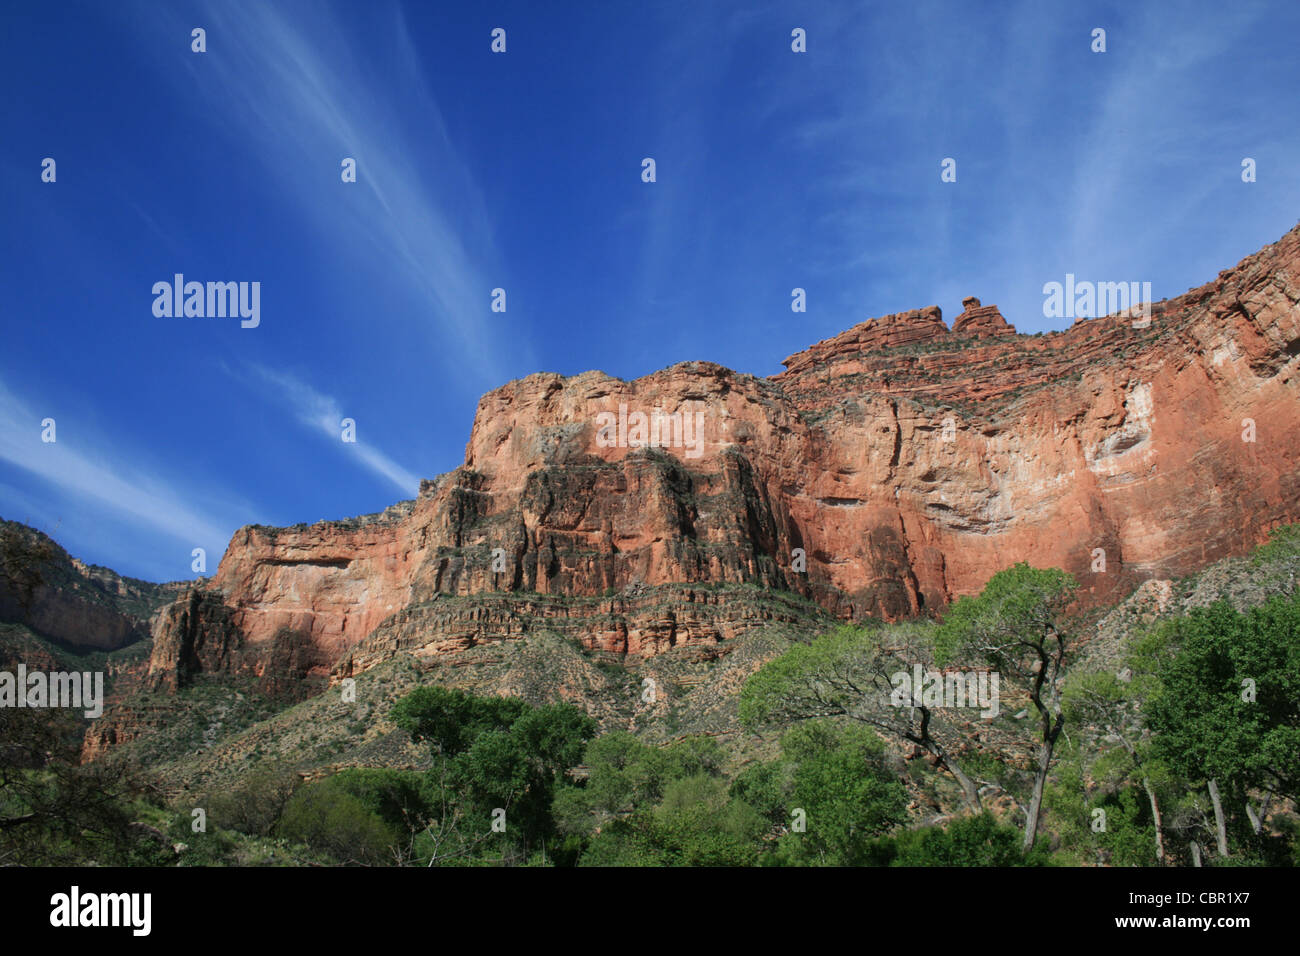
[[0, 519, 183, 654], [143, 224, 1300, 690]]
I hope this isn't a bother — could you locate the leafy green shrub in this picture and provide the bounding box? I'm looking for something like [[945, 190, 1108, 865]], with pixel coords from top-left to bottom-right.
[[327, 768, 432, 836], [203, 764, 301, 837], [865, 813, 1048, 866], [278, 777, 398, 865], [766, 721, 909, 865]]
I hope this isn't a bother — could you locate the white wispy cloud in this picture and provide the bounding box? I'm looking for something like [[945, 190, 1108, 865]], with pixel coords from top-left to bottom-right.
[[244, 364, 418, 496], [139, 0, 521, 386], [0, 377, 237, 552], [761, 0, 1283, 332]]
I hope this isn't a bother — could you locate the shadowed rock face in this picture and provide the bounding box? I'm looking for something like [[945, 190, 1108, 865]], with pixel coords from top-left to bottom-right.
[[146, 223, 1300, 689], [0, 519, 183, 654]]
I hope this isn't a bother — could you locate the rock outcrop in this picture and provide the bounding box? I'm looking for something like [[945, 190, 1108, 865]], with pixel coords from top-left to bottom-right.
[[950, 297, 1015, 338], [780, 306, 950, 375], [141, 223, 1300, 693], [0, 519, 183, 653]]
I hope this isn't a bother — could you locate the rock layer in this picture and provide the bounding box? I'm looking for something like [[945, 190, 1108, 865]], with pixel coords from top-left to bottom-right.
[[144, 224, 1300, 690]]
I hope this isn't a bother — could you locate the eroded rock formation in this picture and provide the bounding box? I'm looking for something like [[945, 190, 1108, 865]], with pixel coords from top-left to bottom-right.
[[142, 223, 1300, 693]]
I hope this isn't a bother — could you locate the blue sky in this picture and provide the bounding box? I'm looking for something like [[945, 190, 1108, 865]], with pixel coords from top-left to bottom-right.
[[2, 0, 1297, 582]]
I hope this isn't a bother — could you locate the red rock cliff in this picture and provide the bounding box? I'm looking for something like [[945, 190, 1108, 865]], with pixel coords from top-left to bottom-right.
[[145, 224, 1300, 689]]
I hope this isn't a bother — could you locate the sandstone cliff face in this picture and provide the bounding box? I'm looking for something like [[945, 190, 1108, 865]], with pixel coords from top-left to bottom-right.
[[143, 224, 1300, 691]]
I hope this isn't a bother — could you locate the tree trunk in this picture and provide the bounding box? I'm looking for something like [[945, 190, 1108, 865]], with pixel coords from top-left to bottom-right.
[[912, 736, 981, 812], [1207, 778, 1229, 856], [1245, 800, 1263, 836], [905, 708, 981, 812], [1023, 714, 1064, 851], [1141, 777, 1165, 864], [936, 749, 981, 811], [1023, 748, 1049, 850], [1191, 841, 1203, 867]]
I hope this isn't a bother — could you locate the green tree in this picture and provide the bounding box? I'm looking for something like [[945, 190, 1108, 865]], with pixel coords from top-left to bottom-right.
[[740, 621, 985, 810], [935, 563, 1077, 850], [555, 732, 727, 838], [0, 708, 171, 866], [1061, 669, 1171, 864], [278, 776, 398, 865], [771, 721, 908, 865], [649, 775, 767, 866], [1140, 594, 1300, 859], [392, 686, 596, 864], [1043, 737, 1162, 867], [203, 763, 302, 838], [578, 773, 767, 867], [390, 686, 527, 757]]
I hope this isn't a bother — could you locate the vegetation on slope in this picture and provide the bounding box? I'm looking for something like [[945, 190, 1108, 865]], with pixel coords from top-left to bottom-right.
[[2, 526, 1298, 866]]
